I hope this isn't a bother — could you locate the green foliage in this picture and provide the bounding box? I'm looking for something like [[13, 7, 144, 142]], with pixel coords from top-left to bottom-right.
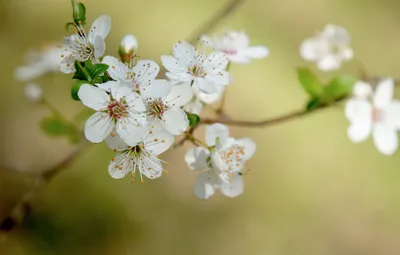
[[297, 68, 322, 97], [186, 112, 200, 127], [298, 68, 357, 112], [40, 117, 80, 144], [71, 0, 86, 26], [71, 80, 86, 101], [72, 61, 109, 83]]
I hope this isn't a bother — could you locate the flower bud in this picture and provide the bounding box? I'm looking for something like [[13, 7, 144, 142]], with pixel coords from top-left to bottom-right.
[[119, 34, 138, 63], [71, 0, 86, 25], [24, 83, 43, 102]]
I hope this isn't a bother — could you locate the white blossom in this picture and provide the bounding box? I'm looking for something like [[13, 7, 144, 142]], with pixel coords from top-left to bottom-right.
[[345, 79, 400, 155], [15, 44, 64, 81], [106, 123, 174, 182], [184, 85, 225, 115], [185, 123, 256, 199], [78, 84, 147, 144], [142, 81, 193, 136], [201, 30, 269, 64], [161, 41, 230, 94], [24, 83, 43, 102], [120, 34, 138, 53], [60, 15, 111, 74], [100, 56, 160, 92], [300, 24, 353, 71]]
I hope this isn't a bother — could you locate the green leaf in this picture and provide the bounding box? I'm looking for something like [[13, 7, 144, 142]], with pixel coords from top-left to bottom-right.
[[91, 64, 109, 79], [41, 117, 71, 136], [186, 112, 200, 127], [305, 98, 322, 112], [72, 61, 91, 81], [71, 0, 86, 25], [40, 117, 81, 144], [297, 68, 322, 96], [71, 80, 86, 101], [323, 75, 357, 101]]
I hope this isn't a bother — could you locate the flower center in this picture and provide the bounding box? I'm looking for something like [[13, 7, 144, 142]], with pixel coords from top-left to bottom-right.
[[211, 144, 246, 182], [107, 100, 128, 119], [148, 99, 165, 119], [188, 64, 206, 77], [371, 107, 384, 123]]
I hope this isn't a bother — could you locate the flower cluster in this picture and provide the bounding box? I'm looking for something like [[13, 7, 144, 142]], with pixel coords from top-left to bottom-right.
[[54, 10, 267, 199]]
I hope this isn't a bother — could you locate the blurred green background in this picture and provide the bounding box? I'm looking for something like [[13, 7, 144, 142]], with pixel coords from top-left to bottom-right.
[[2, 0, 400, 254]]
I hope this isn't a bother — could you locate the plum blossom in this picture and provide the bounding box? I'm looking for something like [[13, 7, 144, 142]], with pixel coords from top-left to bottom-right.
[[99, 56, 160, 93], [78, 84, 147, 144], [201, 30, 269, 64], [345, 79, 400, 155], [300, 24, 353, 71], [184, 86, 225, 115], [161, 41, 230, 94], [106, 123, 174, 182], [15, 44, 64, 81], [185, 123, 256, 199], [142, 81, 193, 136], [60, 15, 111, 73]]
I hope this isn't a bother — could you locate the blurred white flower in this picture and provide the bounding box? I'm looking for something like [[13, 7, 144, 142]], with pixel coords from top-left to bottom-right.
[[106, 124, 174, 182], [15, 44, 64, 82], [353, 80, 373, 99], [345, 79, 400, 155], [142, 81, 193, 136], [184, 86, 225, 115], [300, 24, 353, 71], [100, 56, 160, 92], [161, 41, 230, 94], [78, 84, 147, 144], [185, 123, 256, 199], [24, 83, 43, 102], [201, 30, 269, 64], [60, 15, 111, 73]]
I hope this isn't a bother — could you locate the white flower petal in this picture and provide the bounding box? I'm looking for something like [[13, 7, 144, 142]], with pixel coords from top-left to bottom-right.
[[204, 52, 229, 71], [172, 41, 196, 66], [24, 83, 42, 102], [322, 24, 350, 44], [105, 131, 129, 150], [347, 121, 372, 143], [88, 15, 111, 41], [220, 174, 244, 198], [184, 99, 204, 115], [108, 153, 131, 179], [205, 71, 230, 87], [116, 121, 148, 146], [93, 35, 105, 59], [139, 155, 163, 180], [162, 108, 189, 135], [132, 60, 160, 84], [373, 123, 398, 155], [84, 112, 114, 143], [239, 46, 269, 59], [145, 122, 175, 155], [102, 56, 129, 81], [120, 34, 138, 52], [161, 55, 186, 73], [198, 86, 225, 104], [353, 81, 373, 99], [195, 78, 218, 94], [374, 78, 394, 108], [96, 80, 118, 93], [194, 171, 216, 200], [345, 99, 372, 123], [78, 84, 109, 111], [185, 147, 210, 170], [386, 100, 400, 129], [205, 123, 230, 146], [317, 55, 341, 71], [165, 82, 193, 108], [340, 47, 353, 61], [300, 38, 329, 61], [141, 79, 171, 99], [235, 138, 256, 161]]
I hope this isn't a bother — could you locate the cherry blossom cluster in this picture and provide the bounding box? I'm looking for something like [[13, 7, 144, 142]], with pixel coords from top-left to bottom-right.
[[16, 2, 400, 200]]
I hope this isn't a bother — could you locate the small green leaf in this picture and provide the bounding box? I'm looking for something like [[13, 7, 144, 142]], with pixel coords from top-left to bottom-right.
[[186, 112, 200, 127], [297, 68, 322, 96], [323, 75, 357, 101], [71, 0, 86, 25], [41, 117, 71, 136], [91, 64, 109, 79], [305, 98, 322, 112], [71, 80, 86, 101], [72, 61, 91, 81]]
